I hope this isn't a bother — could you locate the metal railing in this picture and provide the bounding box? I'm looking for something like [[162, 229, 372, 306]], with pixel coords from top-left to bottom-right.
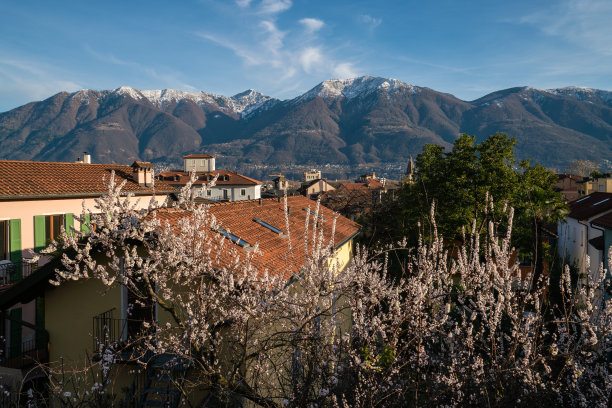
[[0, 258, 39, 286], [92, 308, 128, 350], [0, 329, 49, 369]]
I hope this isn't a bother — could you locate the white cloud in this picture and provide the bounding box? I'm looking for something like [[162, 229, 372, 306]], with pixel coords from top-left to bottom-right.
[[333, 62, 359, 79], [299, 47, 323, 73], [235, 0, 252, 7], [359, 14, 382, 29], [299, 18, 324, 34], [259, 0, 292, 14], [197, 2, 359, 97]]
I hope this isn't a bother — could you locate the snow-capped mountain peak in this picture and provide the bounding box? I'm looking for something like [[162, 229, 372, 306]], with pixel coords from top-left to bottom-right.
[[296, 76, 419, 103]]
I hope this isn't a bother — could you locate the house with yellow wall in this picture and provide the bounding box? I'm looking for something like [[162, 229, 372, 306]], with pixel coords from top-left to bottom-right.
[[0, 158, 175, 381], [7, 195, 360, 405]]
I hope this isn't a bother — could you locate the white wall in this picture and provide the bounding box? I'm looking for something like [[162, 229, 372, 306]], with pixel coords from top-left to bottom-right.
[[194, 185, 261, 201], [558, 215, 608, 277]]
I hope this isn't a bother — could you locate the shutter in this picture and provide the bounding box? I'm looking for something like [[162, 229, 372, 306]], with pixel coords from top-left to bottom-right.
[[9, 308, 22, 358], [9, 219, 22, 280], [34, 215, 46, 252], [81, 213, 91, 233], [65, 213, 74, 237], [9, 219, 21, 263]]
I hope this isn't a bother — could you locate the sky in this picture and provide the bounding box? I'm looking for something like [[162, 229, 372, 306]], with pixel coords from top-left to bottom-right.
[[1, 0, 612, 112]]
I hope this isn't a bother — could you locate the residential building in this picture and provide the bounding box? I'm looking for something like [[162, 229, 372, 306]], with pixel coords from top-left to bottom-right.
[[324, 177, 387, 219], [577, 175, 612, 197], [554, 174, 585, 202], [0, 159, 175, 372], [5, 196, 360, 403], [303, 169, 321, 183], [156, 155, 262, 202], [557, 192, 612, 277], [299, 178, 335, 199]]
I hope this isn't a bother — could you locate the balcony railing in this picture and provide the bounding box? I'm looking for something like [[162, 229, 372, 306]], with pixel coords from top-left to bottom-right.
[[92, 308, 128, 350], [0, 258, 39, 286], [0, 320, 49, 370]]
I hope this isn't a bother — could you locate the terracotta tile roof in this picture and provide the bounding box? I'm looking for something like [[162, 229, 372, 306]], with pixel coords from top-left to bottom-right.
[[0, 160, 176, 200], [156, 170, 262, 186], [567, 192, 612, 220], [183, 154, 215, 159], [154, 196, 361, 279]]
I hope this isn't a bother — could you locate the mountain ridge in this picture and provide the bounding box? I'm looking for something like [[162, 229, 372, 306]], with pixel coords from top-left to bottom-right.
[[1, 76, 611, 171]]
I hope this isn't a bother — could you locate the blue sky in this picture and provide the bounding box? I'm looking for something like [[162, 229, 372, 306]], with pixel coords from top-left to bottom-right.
[[1, 0, 611, 112]]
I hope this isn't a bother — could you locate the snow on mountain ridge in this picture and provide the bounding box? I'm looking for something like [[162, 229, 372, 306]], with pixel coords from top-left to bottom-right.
[[68, 87, 276, 115], [295, 76, 419, 104]]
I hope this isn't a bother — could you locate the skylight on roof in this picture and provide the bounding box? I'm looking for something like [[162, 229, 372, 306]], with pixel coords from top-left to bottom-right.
[[253, 218, 283, 235], [574, 196, 589, 203], [218, 229, 250, 247], [302, 208, 325, 220], [592, 198, 610, 206]]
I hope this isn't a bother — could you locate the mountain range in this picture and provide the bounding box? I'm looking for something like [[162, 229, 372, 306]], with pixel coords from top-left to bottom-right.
[[1, 76, 611, 172]]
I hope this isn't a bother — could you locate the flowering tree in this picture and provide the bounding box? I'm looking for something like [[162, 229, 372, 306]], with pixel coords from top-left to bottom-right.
[[41, 174, 610, 407]]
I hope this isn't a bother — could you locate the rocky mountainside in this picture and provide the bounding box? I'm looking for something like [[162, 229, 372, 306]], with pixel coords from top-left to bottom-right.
[[1, 76, 611, 170]]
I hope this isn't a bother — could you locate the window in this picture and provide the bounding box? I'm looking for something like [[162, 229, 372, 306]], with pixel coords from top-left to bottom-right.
[[241, 189, 246, 196], [34, 214, 73, 251], [0, 221, 8, 261], [223, 190, 229, 200], [45, 214, 65, 244], [0, 219, 21, 263], [207, 190, 212, 196]]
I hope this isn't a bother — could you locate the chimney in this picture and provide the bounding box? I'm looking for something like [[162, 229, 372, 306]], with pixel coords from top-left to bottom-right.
[[83, 152, 91, 164], [131, 161, 153, 186]]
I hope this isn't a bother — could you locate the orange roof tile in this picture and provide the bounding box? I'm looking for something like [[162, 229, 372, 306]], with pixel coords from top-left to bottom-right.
[[154, 196, 361, 279], [0, 160, 176, 200], [156, 170, 262, 186]]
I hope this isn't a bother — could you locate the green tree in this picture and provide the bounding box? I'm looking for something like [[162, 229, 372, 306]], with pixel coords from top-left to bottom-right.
[[368, 133, 566, 279]]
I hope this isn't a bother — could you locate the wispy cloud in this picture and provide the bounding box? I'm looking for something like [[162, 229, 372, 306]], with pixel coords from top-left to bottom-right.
[[299, 18, 324, 34], [359, 14, 382, 30], [259, 0, 292, 14], [333, 62, 359, 79], [84, 45, 196, 91], [0, 55, 81, 111], [518, 0, 612, 56], [235, 0, 252, 7], [197, 5, 359, 92]]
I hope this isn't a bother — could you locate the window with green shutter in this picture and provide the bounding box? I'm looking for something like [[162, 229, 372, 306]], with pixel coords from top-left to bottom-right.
[[65, 213, 74, 237], [34, 215, 46, 252], [9, 219, 21, 263], [80, 213, 91, 233]]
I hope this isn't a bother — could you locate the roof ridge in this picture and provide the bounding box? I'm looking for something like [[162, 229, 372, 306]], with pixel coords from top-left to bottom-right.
[[0, 159, 131, 167]]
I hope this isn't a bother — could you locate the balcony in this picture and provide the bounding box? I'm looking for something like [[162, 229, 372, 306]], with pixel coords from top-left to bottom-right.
[[0, 258, 39, 287]]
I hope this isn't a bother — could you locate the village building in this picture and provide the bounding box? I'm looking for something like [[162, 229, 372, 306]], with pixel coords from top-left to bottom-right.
[[557, 192, 612, 277], [156, 154, 262, 202], [1, 195, 360, 403], [0, 159, 175, 376]]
